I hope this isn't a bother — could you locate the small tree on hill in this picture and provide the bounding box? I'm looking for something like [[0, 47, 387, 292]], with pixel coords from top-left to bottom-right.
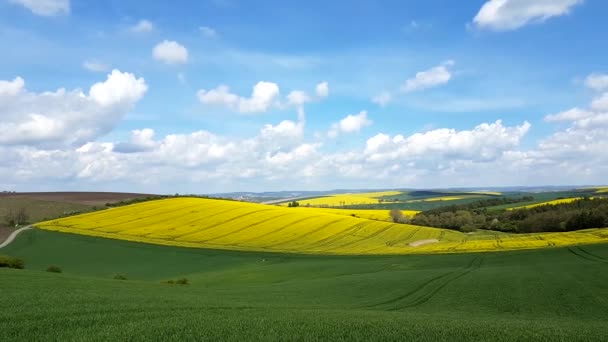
[[390, 209, 405, 224], [4, 208, 28, 227]]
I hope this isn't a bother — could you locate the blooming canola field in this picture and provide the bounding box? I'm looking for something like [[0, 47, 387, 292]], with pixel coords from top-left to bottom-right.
[[37, 198, 608, 254], [283, 191, 403, 206], [507, 197, 583, 210]]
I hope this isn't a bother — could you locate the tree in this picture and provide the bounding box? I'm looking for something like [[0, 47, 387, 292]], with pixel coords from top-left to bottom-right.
[[4, 208, 28, 227], [389, 209, 405, 223], [16, 208, 28, 226]]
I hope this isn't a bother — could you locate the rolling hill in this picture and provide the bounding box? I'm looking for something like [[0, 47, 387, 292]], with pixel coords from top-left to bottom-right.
[[37, 197, 608, 254]]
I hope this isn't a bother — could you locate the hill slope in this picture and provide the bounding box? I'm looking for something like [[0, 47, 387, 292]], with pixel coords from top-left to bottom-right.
[[37, 198, 608, 254], [2, 229, 608, 341]]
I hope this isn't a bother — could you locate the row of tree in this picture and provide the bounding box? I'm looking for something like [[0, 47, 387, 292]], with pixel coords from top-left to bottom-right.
[[409, 197, 608, 233]]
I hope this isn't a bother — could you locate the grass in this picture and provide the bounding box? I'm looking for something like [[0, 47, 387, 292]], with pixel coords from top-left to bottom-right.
[[37, 198, 608, 254], [1, 229, 608, 341]]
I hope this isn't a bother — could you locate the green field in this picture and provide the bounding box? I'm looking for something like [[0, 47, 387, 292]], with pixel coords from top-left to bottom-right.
[[2, 229, 607, 341]]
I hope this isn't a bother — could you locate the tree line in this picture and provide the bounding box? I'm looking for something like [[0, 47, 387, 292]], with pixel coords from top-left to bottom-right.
[[410, 197, 608, 233]]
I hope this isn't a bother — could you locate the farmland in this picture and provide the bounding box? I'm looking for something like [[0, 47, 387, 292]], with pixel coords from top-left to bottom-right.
[[280, 191, 404, 206], [2, 229, 608, 341], [506, 197, 583, 210], [37, 197, 608, 254]]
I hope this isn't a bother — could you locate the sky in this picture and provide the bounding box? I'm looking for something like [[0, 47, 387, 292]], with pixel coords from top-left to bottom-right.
[[0, 0, 607, 194]]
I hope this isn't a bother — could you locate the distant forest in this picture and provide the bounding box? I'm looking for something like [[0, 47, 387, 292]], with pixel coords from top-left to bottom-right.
[[411, 197, 608, 233]]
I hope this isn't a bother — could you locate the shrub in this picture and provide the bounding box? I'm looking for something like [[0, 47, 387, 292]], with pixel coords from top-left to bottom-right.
[[176, 278, 190, 285], [113, 274, 127, 280], [0, 255, 24, 269], [46, 265, 62, 273]]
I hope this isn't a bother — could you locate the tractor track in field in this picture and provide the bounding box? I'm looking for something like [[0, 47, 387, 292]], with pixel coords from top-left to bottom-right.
[[192, 213, 296, 243], [262, 218, 349, 249], [143, 204, 245, 232], [165, 209, 276, 240], [363, 256, 484, 311], [308, 221, 375, 249], [567, 246, 607, 264], [86, 203, 209, 232], [231, 216, 320, 245], [321, 224, 400, 252]]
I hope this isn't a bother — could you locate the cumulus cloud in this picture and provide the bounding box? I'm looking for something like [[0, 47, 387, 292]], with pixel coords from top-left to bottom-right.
[[197, 81, 280, 113], [9, 0, 69, 16], [0, 70, 147, 148], [83, 60, 110, 72], [114, 129, 157, 153], [363, 120, 531, 163], [328, 111, 373, 138], [473, 0, 583, 31], [131, 19, 154, 33], [0, 77, 25, 96], [402, 61, 454, 92], [153, 40, 189, 65]]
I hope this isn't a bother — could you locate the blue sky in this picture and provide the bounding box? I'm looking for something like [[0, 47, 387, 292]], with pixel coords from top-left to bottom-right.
[[1, 0, 607, 193]]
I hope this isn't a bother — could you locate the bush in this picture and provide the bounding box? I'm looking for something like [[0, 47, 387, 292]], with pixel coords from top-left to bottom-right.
[[113, 274, 127, 280], [0, 255, 24, 269], [176, 278, 190, 285], [46, 265, 62, 273], [164, 278, 190, 285]]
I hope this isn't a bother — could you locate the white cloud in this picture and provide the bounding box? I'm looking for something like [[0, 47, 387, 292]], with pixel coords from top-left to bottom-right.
[[316, 81, 329, 98], [402, 61, 454, 92], [473, 0, 583, 31], [197, 81, 280, 113], [544, 107, 592, 122], [199, 26, 217, 38], [83, 60, 110, 72], [585, 74, 608, 92], [131, 19, 154, 33], [9, 0, 69, 16], [153, 40, 189, 65], [0, 70, 147, 148], [328, 111, 373, 138], [372, 92, 392, 107], [0, 77, 25, 96], [591, 93, 608, 112], [114, 128, 157, 153], [89, 70, 148, 107], [287, 90, 310, 106]]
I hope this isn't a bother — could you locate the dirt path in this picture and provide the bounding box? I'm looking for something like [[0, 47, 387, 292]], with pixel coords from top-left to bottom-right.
[[0, 226, 32, 249], [409, 239, 439, 247]]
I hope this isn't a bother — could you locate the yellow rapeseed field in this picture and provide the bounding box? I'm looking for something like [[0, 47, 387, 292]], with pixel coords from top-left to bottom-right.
[[405, 196, 466, 203], [291, 207, 419, 221], [507, 197, 582, 210], [37, 197, 608, 255], [286, 191, 403, 207]]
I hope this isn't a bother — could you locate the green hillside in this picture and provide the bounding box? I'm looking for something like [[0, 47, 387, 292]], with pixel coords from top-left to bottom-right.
[[2, 229, 607, 341]]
